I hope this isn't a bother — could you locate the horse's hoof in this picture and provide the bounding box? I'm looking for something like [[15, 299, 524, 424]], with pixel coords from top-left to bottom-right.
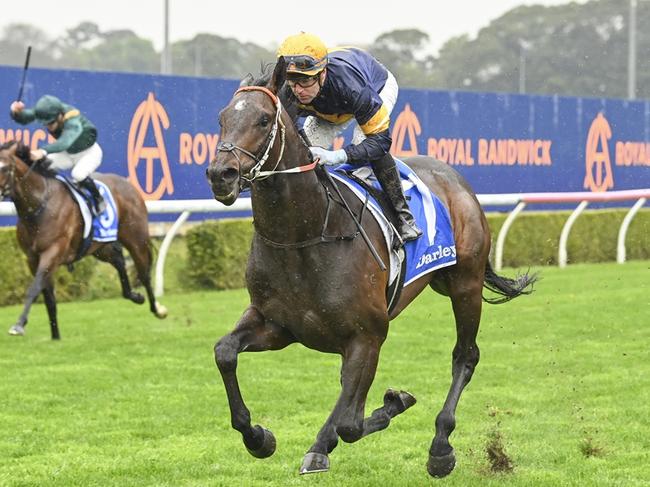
[[384, 388, 417, 414], [245, 426, 276, 459], [155, 302, 168, 319], [427, 450, 456, 478], [8, 325, 25, 336], [300, 452, 330, 474], [130, 292, 145, 304]]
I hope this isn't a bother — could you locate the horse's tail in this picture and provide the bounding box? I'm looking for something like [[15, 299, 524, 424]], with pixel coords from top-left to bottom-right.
[[482, 261, 538, 304]]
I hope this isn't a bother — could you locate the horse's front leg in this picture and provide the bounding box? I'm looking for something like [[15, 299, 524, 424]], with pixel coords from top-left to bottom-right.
[[215, 305, 296, 459], [301, 335, 382, 474], [41, 278, 60, 340], [9, 250, 61, 338]]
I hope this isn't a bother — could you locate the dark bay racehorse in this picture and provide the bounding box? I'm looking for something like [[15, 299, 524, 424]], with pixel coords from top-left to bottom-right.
[[0, 140, 167, 340], [206, 59, 537, 478]]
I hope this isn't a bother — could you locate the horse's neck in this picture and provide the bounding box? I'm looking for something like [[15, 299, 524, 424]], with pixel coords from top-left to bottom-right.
[[13, 159, 50, 218], [251, 136, 328, 241]]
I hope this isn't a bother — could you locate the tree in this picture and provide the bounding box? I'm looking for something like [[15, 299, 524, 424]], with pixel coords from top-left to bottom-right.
[[171, 34, 274, 79], [0, 23, 55, 67], [368, 29, 437, 88], [431, 0, 650, 98]]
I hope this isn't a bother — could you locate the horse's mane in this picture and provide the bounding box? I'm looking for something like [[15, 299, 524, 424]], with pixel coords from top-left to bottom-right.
[[0, 140, 58, 177], [240, 62, 300, 122]]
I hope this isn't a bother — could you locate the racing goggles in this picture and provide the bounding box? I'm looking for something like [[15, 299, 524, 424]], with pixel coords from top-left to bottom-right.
[[284, 54, 327, 76], [286, 76, 320, 89]]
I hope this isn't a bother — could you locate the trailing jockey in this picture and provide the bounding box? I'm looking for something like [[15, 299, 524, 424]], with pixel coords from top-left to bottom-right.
[[277, 32, 422, 242], [10, 94, 106, 215]]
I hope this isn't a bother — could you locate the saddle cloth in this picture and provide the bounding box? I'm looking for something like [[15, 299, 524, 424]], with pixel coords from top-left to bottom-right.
[[55, 175, 119, 242], [328, 158, 457, 287]]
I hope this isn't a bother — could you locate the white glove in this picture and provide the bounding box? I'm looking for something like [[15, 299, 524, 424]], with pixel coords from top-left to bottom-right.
[[309, 147, 348, 166]]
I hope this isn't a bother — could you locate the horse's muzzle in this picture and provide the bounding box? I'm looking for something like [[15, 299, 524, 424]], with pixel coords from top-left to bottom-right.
[[206, 161, 240, 205]]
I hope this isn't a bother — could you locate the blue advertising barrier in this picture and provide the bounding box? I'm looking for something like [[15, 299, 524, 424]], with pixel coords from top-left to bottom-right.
[[1, 65, 649, 221]]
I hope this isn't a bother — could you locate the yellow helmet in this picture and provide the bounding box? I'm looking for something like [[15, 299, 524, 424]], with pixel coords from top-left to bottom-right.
[[277, 32, 328, 76]]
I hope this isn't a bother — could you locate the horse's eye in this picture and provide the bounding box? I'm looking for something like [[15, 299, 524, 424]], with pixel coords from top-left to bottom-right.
[[259, 116, 270, 127]]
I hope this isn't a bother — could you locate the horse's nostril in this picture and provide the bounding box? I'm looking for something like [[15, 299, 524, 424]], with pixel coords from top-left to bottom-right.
[[223, 167, 239, 183]]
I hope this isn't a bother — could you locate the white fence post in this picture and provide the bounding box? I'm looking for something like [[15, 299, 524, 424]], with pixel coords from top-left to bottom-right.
[[558, 200, 589, 268], [155, 210, 191, 297], [495, 201, 526, 272], [617, 197, 647, 264]]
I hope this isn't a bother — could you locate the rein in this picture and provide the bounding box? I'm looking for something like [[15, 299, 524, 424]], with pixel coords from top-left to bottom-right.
[[217, 85, 317, 182], [255, 176, 365, 250]]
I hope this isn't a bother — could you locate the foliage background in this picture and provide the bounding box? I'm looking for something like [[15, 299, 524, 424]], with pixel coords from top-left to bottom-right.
[[0, 208, 648, 306], [1, 0, 649, 98]]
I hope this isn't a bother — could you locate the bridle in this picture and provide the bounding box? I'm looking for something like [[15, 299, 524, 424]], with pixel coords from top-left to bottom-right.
[[0, 150, 49, 217], [0, 158, 16, 198], [216, 85, 316, 182]]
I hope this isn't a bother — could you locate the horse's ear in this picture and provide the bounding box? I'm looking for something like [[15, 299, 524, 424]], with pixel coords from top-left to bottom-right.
[[239, 73, 254, 87], [267, 57, 286, 95]]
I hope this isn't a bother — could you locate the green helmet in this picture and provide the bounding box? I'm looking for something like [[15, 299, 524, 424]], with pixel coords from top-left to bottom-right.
[[34, 95, 64, 124]]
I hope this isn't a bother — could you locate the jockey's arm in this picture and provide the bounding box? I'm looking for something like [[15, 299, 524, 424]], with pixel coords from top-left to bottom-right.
[[343, 86, 392, 164], [41, 118, 83, 154], [343, 129, 392, 163]]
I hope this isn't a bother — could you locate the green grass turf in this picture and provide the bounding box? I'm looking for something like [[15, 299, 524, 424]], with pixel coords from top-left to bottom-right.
[[0, 261, 648, 486]]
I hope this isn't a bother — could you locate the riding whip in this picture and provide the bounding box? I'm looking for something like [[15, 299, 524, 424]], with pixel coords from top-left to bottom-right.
[[17, 45, 32, 102]]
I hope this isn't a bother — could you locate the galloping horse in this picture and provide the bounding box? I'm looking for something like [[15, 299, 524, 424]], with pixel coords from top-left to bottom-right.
[[0, 140, 167, 340], [206, 59, 537, 478]]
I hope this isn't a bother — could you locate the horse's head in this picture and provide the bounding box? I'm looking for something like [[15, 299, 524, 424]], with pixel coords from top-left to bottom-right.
[[206, 58, 287, 205], [0, 141, 31, 199]]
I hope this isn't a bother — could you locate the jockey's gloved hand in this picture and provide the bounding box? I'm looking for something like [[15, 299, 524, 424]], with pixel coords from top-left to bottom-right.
[[309, 147, 348, 166]]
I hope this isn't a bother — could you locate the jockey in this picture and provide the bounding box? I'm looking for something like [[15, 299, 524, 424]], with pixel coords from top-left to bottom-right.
[[277, 32, 422, 242], [10, 94, 106, 215]]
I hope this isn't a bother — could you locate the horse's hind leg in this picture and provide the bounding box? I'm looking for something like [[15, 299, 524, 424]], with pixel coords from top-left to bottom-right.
[[121, 237, 167, 319], [427, 269, 483, 478], [215, 306, 295, 459], [94, 243, 145, 304]]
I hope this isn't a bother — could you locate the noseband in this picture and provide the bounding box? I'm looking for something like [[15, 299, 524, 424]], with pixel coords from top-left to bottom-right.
[[216, 86, 286, 182]]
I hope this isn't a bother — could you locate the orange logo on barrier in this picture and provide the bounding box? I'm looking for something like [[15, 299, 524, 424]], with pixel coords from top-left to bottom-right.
[[127, 92, 174, 200], [391, 104, 421, 157], [584, 113, 614, 192]]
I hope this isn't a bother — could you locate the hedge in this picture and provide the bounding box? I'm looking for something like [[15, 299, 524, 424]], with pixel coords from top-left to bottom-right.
[[185, 219, 255, 290], [0, 228, 147, 307], [0, 209, 648, 306], [486, 208, 650, 266], [185, 209, 650, 289]]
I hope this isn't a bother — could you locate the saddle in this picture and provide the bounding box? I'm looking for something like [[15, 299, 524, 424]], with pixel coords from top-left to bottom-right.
[[321, 167, 408, 314], [324, 161, 458, 312]]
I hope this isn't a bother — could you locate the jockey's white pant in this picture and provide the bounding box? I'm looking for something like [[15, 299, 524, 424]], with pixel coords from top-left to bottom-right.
[[47, 143, 103, 183], [303, 70, 399, 149]]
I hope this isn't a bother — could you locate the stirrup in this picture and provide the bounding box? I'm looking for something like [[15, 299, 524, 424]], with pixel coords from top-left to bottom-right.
[[399, 219, 423, 243], [94, 198, 107, 215]]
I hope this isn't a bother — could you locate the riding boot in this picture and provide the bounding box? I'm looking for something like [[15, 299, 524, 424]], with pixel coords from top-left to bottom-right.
[[78, 177, 106, 215], [372, 153, 423, 243]]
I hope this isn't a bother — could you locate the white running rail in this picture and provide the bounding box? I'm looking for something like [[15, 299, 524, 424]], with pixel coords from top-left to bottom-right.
[[1, 189, 648, 295]]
